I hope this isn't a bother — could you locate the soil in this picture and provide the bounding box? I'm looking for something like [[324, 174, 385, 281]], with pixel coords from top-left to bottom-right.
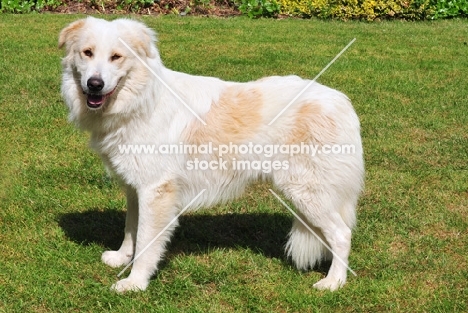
[[46, 0, 241, 17]]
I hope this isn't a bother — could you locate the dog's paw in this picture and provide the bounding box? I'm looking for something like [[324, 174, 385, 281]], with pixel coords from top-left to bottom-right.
[[111, 277, 149, 293], [313, 277, 344, 291], [101, 250, 132, 268]]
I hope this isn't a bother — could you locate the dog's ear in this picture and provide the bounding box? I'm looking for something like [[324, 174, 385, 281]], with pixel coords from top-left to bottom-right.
[[117, 19, 158, 59], [137, 23, 157, 58], [58, 19, 87, 52]]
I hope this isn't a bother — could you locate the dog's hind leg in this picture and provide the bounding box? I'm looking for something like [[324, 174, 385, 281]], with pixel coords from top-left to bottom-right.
[[102, 185, 138, 268], [278, 177, 357, 291], [111, 180, 179, 293]]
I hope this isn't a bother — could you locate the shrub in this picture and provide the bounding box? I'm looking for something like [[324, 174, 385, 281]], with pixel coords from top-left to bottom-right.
[[115, 0, 155, 12], [278, 0, 436, 20], [0, 0, 63, 13], [432, 0, 468, 18], [236, 0, 281, 18], [279, 0, 330, 18], [0, 0, 467, 19], [1, 0, 35, 13]]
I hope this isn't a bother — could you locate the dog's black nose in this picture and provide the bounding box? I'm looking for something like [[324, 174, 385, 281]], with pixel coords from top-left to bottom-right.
[[87, 77, 104, 92]]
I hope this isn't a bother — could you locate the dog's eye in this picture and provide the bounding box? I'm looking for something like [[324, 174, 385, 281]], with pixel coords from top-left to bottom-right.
[[83, 49, 93, 57], [111, 54, 122, 61]]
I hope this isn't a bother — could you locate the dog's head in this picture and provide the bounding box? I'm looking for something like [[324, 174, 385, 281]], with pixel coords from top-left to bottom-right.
[[59, 17, 159, 117]]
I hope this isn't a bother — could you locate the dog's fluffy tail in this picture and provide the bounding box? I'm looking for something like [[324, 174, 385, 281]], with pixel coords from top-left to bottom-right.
[[286, 218, 330, 270]]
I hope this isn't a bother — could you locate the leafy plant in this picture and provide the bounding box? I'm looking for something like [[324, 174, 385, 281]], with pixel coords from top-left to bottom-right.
[[237, 0, 281, 18], [432, 0, 468, 18], [36, 0, 63, 10], [0, 0, 35, 13], [116, 0, 155, 12], [0, 0, 63, 12], [278, 0, 438, 20]]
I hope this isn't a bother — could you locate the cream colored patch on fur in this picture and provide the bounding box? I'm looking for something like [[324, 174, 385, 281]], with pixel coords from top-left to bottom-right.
[[127, 36, 151, 58], [288, 103, 337, 145], [155, 181, 176, 196], [184, 85, 263, 146], [151, 181, 177, 212]]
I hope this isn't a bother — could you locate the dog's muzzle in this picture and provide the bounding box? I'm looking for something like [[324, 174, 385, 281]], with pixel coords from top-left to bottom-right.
[[85, 77, 117, 109]]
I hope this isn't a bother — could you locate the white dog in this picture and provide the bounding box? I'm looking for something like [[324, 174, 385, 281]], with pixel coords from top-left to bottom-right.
[[59, 17, 364, 293]]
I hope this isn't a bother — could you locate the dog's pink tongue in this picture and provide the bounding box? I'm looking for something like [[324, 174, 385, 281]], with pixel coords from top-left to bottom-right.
[[87, 94, 104, 108]]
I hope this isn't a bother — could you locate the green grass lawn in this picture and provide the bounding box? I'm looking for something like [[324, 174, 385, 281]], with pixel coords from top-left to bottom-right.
[[0, 14, 467, 312]]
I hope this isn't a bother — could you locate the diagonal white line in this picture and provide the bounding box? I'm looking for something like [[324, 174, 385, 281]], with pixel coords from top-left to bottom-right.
[[118, 38, 207, 126], [117, 189, 207, 277], [268, 38, 356, 126], [268, 189, 357, 277]]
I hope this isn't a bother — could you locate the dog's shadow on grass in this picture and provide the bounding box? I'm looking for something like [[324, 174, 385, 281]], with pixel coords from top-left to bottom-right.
[[58, 208, 293, 260]]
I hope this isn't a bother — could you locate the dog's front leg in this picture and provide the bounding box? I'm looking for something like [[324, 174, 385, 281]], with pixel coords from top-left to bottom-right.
[[111, 181, 178, 293], [102, 185, 138, 268]]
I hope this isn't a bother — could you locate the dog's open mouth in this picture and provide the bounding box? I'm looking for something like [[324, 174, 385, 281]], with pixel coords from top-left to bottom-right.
[[86, 87, 117, 109]]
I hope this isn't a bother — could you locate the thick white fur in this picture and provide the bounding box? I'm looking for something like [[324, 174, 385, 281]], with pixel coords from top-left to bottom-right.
[[59, 17, 364, 293]]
